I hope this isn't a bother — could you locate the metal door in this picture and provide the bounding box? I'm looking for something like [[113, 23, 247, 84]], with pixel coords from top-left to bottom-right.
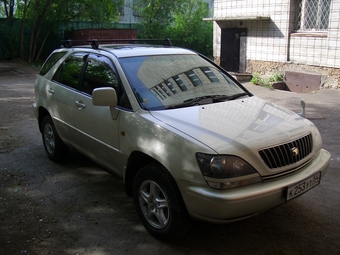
[[220, 28, 247, 72]]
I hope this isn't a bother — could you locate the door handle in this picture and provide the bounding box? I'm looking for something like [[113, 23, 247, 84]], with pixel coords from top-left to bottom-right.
[[75, 100, 86, 109], [48, 88, 54, 94]]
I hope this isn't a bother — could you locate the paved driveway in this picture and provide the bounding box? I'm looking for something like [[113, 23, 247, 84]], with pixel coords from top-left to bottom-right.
[[0, 63, 339, 255]]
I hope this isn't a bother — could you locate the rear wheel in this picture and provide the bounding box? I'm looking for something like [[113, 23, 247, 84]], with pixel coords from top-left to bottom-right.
[[133, 163, 193, 241], [41, 115, 69, 161]]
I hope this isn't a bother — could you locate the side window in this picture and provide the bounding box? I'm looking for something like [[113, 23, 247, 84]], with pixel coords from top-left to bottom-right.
[[82, 55, 119, 95], [52, 52, 87, 90], [81, 54, 132, 109], [40, 51, 67, 76]]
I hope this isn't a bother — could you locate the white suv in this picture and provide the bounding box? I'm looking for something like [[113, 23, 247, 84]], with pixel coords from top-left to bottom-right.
[[33, 40, 330, 240]]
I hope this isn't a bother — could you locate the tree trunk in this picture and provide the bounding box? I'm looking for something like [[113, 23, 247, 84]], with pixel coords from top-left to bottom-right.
[[35, 29, 51, 62], [19, 0, 31, 60], [28, 22, 36, 62], [1, 0, 16, 59], [27, 0, 54, 62]]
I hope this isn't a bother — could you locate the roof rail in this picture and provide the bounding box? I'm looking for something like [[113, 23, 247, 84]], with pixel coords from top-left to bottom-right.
[[61, 38, 172, 49]]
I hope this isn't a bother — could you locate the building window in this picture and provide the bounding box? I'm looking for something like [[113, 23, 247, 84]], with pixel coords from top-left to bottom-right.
[[185, 70, 203, 87], [133, 0, 140, 16], [119, 2, 124, 16], [201, 67, 220, 83], [173, 75, 188, 91], [295, 0, 331, 31]]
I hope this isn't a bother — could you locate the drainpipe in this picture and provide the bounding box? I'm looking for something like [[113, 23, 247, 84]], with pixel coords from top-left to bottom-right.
[[287, 32, 291, 62]]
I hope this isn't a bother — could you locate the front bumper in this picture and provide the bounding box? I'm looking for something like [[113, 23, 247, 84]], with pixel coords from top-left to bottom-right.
[[177, 148, 330, 223]]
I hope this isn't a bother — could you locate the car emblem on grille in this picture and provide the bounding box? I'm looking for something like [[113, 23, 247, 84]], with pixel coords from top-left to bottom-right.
[[291, 147, 299, 157]]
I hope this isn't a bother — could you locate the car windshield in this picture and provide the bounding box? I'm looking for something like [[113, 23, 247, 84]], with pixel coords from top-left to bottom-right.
[[120, 54, 249, 110]]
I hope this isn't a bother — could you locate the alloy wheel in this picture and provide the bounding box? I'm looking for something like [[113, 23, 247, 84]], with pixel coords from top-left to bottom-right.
[[43, 123, 55, 154], [138, 180, 169, 229]]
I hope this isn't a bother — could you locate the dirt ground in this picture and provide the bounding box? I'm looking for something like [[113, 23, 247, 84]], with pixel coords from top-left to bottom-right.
[[0, 60, 339, 255]]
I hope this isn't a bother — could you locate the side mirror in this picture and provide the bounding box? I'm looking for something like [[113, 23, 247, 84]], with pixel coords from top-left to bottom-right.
[[92, 87, 118, 107]]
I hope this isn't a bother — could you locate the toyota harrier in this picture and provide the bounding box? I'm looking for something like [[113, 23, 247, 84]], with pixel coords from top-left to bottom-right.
[[32, 39, 330, 241]]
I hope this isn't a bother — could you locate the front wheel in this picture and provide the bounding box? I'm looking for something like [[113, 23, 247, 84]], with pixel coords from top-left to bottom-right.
[[41, 115, 69, 162], [133, 163, 193, 241]]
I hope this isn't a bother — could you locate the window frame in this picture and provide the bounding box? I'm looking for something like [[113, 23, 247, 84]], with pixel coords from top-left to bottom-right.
[[294, 0, 331, 32], [80, 54, 121, 96], [40, 51, 67, 76], [52, 52, 88, 90], [80, 53, 132, 110]]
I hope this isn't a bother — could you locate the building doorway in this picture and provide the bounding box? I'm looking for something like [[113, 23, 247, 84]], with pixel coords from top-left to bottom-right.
[[220, 28, 247, 72]]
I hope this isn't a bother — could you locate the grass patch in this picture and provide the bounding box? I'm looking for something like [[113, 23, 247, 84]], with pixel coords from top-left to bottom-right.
[[250, 72, 283, 89]]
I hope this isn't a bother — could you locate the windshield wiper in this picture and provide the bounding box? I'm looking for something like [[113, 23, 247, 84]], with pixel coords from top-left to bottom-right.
[[212, 93, 250, 102], [166, 96, 215, 109], [166, 93, 251, 109]]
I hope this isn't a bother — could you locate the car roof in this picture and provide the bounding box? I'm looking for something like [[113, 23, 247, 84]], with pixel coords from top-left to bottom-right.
[[63, 44, 197, 58]]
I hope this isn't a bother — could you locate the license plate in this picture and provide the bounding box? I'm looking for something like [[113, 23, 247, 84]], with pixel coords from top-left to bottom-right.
[[286, 172, 321, 201]]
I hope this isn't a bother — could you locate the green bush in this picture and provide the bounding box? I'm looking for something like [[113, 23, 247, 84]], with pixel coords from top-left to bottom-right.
[[268, 72, 283, 82], [250, 72, 262, 85], [251, 72, 283, 89]]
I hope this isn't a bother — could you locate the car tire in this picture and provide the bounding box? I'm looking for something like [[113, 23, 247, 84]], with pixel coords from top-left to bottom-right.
[[41, 115, 69, 162], [133, 163, 193, 241]]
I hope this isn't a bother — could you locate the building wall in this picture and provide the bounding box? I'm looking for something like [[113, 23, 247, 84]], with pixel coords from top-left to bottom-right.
[[120, 0, 141, 24], [213, 0, 292, 63], [212, 0, 340, 71]]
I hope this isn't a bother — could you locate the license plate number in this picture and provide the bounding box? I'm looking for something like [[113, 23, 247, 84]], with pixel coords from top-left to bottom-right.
[[286, 172, 321, 201]]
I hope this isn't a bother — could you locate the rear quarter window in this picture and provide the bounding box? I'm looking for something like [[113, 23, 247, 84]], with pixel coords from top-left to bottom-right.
[[52, 53, 86, 90], [39, 52, 67, 76]]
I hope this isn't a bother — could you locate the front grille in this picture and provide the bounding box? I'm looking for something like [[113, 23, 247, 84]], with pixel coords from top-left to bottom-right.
[[259, 134, 313, 169]]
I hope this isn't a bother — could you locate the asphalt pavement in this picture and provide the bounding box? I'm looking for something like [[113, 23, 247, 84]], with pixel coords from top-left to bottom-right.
[[0, 64, 339, 255]]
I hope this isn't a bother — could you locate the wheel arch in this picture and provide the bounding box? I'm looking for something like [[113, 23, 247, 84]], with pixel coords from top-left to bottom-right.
[[125, 151, 167, 197], [37, 107, 51, 133]]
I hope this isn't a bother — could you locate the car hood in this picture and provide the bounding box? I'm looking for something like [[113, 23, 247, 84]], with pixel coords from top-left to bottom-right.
[[150, 96, 314, 155]]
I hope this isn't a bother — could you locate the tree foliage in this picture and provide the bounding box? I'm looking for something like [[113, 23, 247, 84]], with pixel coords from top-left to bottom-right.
[[0, 0, 17, 59], [0, 0, 123, 61], [135, 0, 213, 56], [0, 0, 213, 61], [134, 0, 186, 38], [168, 0, 213, 56]]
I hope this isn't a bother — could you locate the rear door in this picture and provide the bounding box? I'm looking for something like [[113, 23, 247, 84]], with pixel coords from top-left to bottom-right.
[[49, 52, 88, 143]]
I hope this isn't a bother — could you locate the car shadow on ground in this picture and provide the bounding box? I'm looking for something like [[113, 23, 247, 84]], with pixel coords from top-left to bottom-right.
[[2, 140, 336, 254]]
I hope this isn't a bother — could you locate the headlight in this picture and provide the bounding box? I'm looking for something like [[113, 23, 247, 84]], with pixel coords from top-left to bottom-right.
[[196, 153, 261, 189]]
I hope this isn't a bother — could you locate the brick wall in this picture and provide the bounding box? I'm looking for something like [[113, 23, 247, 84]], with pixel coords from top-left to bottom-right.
[[66, 29, 137, 45]]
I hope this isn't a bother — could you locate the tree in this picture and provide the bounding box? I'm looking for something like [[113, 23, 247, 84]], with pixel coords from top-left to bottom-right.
[[0, 0, 17, 59], [133, 0, 212, 56], [2, 0, 124, 61], [167, 0, 213, 56], [23, 0, 123, 62], [133, 0, 186, 38], [16, 0, 31, 59]]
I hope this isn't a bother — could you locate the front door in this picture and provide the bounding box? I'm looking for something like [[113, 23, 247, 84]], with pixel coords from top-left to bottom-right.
[[220, 28, 247, 72], [72, 53, 122, 175]]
